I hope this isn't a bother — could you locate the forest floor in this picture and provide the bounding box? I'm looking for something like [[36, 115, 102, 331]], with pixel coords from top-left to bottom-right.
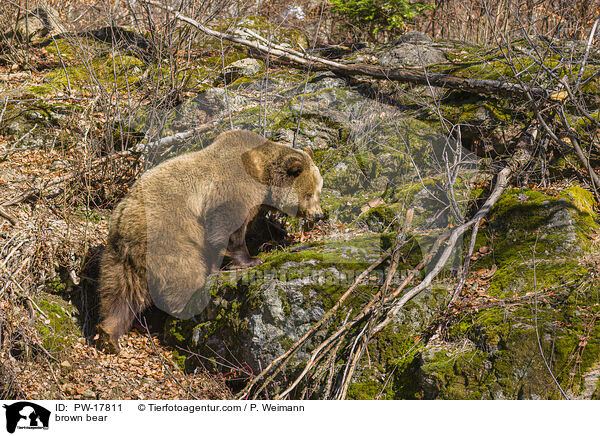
[[0, 53, 236, 399], [10, 329, 231, 400]]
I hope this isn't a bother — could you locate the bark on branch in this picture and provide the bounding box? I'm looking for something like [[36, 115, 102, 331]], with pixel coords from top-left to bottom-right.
[[144, 0, 553, 100]]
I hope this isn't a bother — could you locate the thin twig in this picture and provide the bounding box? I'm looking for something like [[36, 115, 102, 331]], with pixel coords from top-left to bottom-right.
[[236, 252, 389, 399], [142, 0, 554, 100], [0, 207, 17, 226]]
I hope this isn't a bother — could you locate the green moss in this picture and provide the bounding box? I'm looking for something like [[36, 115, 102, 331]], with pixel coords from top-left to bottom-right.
[[348, 332, 421, 400], [562, 186, 597, 219], [164, 318, 195, 346], [347, 380, 384, 400], [35, 294, 79, 356], [176, 66, 214, 92], [229, 76, 254, 88], [45, 38, 84, 59], [357, 203, 401, 232], [170, 350, 187, 371], [43, 54, 145, 94], [278, 336, 294, 351], [279, 289, 291, 316], [202, 52, 247, 69], [163, 321, 195, 371], [486, 187, 598, 297], [47, 277, 67, 294]]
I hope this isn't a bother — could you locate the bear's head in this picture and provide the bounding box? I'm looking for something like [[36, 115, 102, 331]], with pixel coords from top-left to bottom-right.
[[242, 140, 324, 220]]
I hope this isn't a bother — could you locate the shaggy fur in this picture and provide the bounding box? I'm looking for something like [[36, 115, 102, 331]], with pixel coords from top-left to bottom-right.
[[97, 130, 323, 353]]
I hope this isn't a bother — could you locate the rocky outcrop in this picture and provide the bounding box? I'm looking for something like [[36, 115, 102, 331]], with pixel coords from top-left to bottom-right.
[[164, 183, 599, 399], [126, 41, 598, 399], [377, 32, 447, 67], [14, 27, 597, 399]]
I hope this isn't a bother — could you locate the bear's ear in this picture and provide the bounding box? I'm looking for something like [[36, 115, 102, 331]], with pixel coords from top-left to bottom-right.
[[302, 147, 314, 159], [242, 146, 267, 183], [285, 156, 304, 178]]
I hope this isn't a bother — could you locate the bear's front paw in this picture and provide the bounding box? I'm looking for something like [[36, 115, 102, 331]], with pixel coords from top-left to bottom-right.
[[230, 256, 264, 268], [246, 257, 264, 267]]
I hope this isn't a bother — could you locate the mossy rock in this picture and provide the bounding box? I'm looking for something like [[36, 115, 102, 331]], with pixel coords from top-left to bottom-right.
[[163, 232, 432, 394], [34, 293, 80, 357], [403, 186, 600, 399], [0, 99, 79, 147], [42, 54, 145, 94], [416, 277, 600, 399], [487, 187, 598, 297]]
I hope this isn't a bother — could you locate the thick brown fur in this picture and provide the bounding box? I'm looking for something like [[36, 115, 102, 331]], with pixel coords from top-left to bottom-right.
[[97, 130, 323, 353]]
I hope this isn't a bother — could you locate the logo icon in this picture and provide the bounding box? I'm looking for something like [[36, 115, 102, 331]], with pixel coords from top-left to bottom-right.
[[3, 402, 50, 433]]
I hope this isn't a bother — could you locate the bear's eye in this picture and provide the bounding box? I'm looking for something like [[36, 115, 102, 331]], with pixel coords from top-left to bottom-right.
[[305, 194, 313, 200]]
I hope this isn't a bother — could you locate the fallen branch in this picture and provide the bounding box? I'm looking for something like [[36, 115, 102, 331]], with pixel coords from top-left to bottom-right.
[[143, 0, 554, 101], [235, 252, 389, 399], [0, 207, 17, 225], [135, 123, 216, 153]]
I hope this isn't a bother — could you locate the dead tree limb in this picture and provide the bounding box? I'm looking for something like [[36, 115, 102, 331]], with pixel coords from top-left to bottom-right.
[[143, 0, 554, 101], [135, 122, 216, 153], [269, 145, 531, 399], [0, 207, 17, 225], [235, 252, 389, 399]]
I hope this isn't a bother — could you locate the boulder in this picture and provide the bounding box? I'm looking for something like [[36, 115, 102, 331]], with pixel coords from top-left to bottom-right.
[[217, 58, 264, 84], [377, 33, 447, 67], [14, 5, 59, 42], [409, 186, 600, 399]]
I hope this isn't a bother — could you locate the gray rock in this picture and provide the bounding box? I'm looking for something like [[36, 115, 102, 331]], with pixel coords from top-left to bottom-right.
[[218, 58, 264, 84], [393, 31, 433, 44], [14, 5, 59, 42], [378, 43, 447, 67]]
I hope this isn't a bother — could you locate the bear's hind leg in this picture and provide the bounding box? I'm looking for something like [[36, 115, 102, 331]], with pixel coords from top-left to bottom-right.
[[97, 301, 138, 354], [97, 245, 150, 353]]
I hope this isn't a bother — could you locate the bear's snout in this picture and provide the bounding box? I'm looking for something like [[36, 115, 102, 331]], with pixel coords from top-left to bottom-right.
[[304, 205, 324, 221]]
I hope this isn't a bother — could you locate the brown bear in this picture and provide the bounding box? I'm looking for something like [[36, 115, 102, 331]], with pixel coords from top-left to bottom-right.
[[96, 130, 323, 353]]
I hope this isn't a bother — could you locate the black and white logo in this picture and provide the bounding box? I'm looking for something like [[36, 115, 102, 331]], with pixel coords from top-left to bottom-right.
[[3, 402, 50, 433]]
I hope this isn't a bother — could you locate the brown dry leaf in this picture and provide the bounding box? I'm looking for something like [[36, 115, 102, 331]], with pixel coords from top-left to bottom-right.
[[550, 90, 568, 101]]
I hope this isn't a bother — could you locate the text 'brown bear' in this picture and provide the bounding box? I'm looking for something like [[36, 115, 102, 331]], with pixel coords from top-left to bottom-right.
[[96, 130, 324, 353]]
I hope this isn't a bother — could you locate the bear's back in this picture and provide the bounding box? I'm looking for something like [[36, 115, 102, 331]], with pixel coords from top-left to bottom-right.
[[141, 130, 266, 182]]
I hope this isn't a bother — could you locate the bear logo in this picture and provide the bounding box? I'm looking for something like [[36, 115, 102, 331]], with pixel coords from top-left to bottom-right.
[[3, 402, 50, 434]]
